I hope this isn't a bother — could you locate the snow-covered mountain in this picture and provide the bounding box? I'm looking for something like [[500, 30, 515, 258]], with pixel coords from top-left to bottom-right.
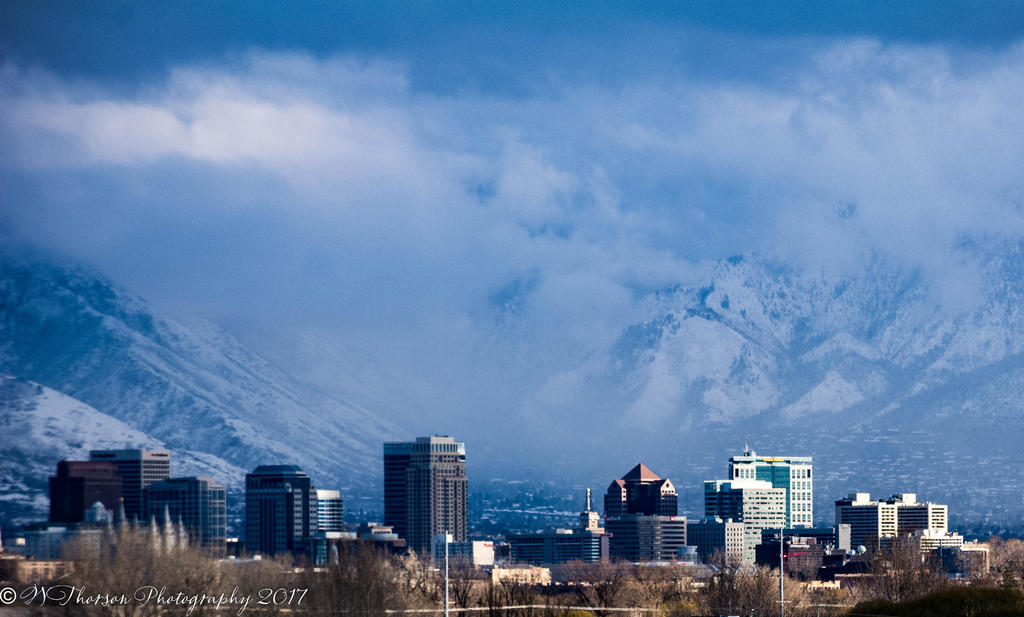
[[5, 242, 1024, 532], [589, 244, 1024, 529], [0, 254, 401, 525], [0, 374, 245, 522], [614, 247, 1024, 430]]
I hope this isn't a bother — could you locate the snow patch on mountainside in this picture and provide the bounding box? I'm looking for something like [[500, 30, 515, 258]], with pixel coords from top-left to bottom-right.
[[781, 371, 864, 418], [801, 333, 881, 363]]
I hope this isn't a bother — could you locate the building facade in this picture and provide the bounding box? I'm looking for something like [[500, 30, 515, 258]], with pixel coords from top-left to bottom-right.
[[383, 436, 467, 554], [604, 463, 677, 517], [49, 461, 123, 523], [704, 479, 787, 564], [89, 449, 170, 521], [432, 534, 495, 567], [834, 492, 949, 549], [509, 489, 609, 566], [144, 476, 227, 555], [687, 517, 745, 565], [316, 490, 345, 533], [728, 449, 813, 527], [603, 464, 684, 563], [383, 441, 413, 541], [759, 525, 851, 552], [245, 465, 318, 556], [604, 515, 687, 562]]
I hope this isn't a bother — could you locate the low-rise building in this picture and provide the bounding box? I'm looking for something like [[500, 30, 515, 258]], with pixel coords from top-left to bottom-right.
[[509, 489, 610, 566], [755, 538, 826, 580], [432, 534, 495, 567], [491, 565, 551, 586]]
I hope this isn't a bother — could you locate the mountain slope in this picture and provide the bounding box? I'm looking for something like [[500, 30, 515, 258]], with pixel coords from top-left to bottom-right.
[[0, 254, 401, 524], [534, 246, 1024, 529], [0, 374, 249, 524]]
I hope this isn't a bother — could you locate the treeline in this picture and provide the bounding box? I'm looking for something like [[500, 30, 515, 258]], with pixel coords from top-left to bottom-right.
[[8, 527, 1024, 616]]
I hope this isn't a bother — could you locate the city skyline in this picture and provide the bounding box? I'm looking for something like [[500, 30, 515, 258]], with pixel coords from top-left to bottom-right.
[[3, 5, 1024, 612], [3, 3, 1024, 552]]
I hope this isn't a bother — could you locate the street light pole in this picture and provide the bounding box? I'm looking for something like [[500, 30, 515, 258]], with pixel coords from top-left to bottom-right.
[[444, 530, 450, 617], [779, 530, 785, 617]]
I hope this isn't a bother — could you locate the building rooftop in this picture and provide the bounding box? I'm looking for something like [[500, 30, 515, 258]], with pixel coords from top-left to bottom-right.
[[250, 465, 305, 474], [622, 463, 661, 482]]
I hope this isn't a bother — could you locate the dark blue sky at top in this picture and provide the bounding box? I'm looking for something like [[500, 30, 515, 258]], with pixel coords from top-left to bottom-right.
[[4, 1, 1024, 94]]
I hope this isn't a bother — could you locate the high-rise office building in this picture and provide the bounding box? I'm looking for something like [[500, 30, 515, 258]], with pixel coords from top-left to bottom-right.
[[704, 479, 787, 564], [144, 476, 227, 555], [603, 464, 686, 562], [89, 449, 170, 521], [604, 515, 688, 562], [316, 490, 344, 533], [383, 436, 467, 554], [604, 463, 678, 517], [728, 448, 813, 527], [245, 465, 318, 556], [383, 442, 413, 541], [49, 461, 123, 523], [835, 492, 949, 549]]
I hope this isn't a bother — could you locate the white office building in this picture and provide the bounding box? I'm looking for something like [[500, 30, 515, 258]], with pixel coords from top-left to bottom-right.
[[728, 449, 813, 527], [835, 492, 950, 550], [704, 479, 787, 564]]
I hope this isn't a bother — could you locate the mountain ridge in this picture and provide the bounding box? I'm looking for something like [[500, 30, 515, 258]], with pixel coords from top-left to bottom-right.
[[0, 252, 401, 525]]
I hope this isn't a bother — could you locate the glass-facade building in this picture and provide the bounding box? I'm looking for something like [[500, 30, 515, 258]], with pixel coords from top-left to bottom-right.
[[316, 490, 344, 532], [728, 449, 813, 527], [144, 476, 227, 556]]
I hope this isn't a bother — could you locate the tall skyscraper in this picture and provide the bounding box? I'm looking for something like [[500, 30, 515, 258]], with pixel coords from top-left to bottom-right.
[[49, 461, 123, 523], [603, 464, 686, 562], [383, 436, 467, 554], [728, 448, 813, 527], [603, 463, 678, 517], [144, 476, 227, 555], [316, 489, 344, 533], [245, 465, 318, 556], [89, 449, 170, 521], [383, 441, 413, 540], [704, 479, 787, 564]]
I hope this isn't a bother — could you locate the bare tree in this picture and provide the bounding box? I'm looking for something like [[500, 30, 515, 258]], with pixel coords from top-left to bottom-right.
[[989, 536, 1024, 588], [560, 560, 633, 616], [301, 541, 410, 617], [700, 549, 742, 616], [448, 560, 481, 609], [631, 564, 687, 609], [55, 523, 228, 617], [859, 535, 948, 603]]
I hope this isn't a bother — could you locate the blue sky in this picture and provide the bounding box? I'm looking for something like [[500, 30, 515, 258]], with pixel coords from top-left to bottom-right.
[[3, 3, 1024, 459]]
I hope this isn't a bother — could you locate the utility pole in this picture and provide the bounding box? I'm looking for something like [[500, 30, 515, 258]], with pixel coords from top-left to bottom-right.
[[444, 530, 450, 617], [779, 530, 785, 617]]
